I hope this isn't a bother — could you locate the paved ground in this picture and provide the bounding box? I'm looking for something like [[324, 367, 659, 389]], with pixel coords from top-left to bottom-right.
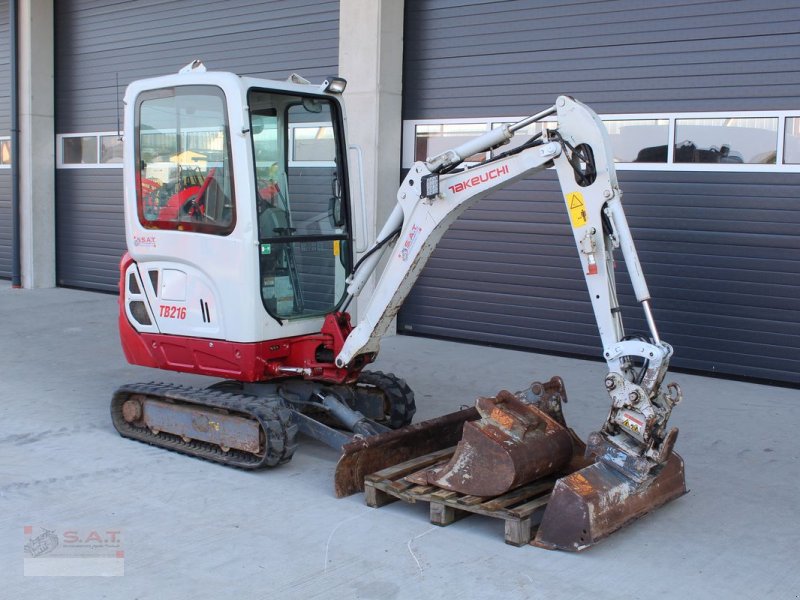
[[1, 281, 798, 599]]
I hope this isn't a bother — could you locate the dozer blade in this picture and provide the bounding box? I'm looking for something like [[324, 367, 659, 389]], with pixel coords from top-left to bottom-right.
[[416, 390, 576, 497], [333, 406, 478, 498], [533, 451, 687, 552]]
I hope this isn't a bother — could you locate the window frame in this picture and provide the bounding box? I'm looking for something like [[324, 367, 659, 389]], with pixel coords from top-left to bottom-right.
[[247, 86, 354, 321], [402, 110, 800, 173], [56, 132, 124, 169], [0, 136, 11, 168]]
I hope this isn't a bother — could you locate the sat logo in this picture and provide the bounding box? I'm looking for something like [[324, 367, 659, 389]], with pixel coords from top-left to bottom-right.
[[133, 235, 157, 248], [399, 224, 423, 261]]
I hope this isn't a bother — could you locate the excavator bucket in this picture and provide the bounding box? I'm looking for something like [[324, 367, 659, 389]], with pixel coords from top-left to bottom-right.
[[337, 374, 686, 551], [333, 376, 585, 498], [414, 391, 575, 496], [334, 406, 478, 497], [533, 442, 687, 551]]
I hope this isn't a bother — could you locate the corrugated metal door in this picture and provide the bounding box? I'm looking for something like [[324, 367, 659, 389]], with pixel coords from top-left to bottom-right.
[[0, 0, 11, 279], [55, 0, 340, 291], [399, 0, 800, 385]]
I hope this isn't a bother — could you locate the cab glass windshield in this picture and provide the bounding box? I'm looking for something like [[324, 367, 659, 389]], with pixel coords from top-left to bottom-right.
[[135, 85, 235, 234]]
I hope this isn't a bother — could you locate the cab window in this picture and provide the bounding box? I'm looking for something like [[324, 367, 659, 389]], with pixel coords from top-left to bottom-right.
[[136, 85, 235, 234]]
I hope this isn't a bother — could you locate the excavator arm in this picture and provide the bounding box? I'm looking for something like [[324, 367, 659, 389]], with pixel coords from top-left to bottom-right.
[[337, 96, 681, 482]]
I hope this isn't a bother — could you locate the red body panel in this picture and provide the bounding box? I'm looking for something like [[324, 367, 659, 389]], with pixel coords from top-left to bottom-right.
[[118, 254, 367, 384]]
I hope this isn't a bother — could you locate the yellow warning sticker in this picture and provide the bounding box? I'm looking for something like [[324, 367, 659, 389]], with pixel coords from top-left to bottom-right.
[[566, 191, 588, 229]]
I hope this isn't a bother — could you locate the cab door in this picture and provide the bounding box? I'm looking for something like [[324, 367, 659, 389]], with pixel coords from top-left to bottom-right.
[[248, 89, 352, 323]]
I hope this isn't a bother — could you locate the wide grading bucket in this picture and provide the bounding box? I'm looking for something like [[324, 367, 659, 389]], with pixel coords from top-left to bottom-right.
[[333, 376, 574, 497], [334, 405, 478, 497], [534, 451, 686, 551]]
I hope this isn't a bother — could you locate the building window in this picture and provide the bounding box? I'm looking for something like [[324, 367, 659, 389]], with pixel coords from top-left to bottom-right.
[[290, 123, 336, 164], [403, 111, 800, 172], [63, 136, 98, 164], [783, 117, 800, 164], [100, 135, 123, 164], [603, 119, 669, 163], [415, 123, 488, 163], [57, 132, 123, 169], [56, 126, 329, 170], [674, 118, 777, 164], [0, 138, 10, 166]]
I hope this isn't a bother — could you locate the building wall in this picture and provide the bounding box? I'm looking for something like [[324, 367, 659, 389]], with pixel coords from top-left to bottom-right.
[[398, 0, 800, 384], [54, 0, 340, 291]]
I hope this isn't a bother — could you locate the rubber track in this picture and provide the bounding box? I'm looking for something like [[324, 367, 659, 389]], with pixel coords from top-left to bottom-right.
[[357, 371, 416, 429], [111, 382, 298, 469]]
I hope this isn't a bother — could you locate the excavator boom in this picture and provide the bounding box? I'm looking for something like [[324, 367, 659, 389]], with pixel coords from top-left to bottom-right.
[[333, 96, 686, 550]]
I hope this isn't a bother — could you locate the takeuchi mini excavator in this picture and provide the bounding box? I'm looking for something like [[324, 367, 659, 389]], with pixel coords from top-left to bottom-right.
[[114, 61, 686, 551]]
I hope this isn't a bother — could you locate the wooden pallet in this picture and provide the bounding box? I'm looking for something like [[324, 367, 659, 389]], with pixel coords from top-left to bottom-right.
[[363, 447, 554, 546]]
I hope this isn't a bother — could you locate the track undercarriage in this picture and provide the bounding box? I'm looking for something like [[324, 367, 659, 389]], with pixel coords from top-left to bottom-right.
[[111, 370, 417, 470]]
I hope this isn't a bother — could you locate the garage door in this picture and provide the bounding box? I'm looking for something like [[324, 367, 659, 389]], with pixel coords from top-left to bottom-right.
[[0, 0, 11, 279], [55, 0, 340, 291], [398, 0, 800, 385]]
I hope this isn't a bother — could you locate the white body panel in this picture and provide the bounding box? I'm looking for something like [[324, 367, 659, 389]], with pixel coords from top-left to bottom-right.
[[134, 261, 223, 338]]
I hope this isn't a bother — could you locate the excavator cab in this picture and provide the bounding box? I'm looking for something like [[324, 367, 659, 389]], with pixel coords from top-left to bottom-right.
[[120, 63, 356, 381]]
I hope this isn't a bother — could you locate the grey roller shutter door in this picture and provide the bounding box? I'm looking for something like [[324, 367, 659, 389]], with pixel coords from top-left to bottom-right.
[[0, 1, 10, 278], [55, 0, 340, 291], [0, 174, 10, 279], [399, 0, 800, 385]]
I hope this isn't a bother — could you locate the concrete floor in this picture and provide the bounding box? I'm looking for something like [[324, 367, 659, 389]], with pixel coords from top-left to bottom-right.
[[1, 281, 798, 599]]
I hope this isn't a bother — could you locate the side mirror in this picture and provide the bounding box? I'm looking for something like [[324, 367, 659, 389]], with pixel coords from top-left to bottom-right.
[[302, 97, 323, 114], [329, 196, 346, 228]]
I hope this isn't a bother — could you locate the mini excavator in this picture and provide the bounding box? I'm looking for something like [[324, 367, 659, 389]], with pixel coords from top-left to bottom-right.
[[113, 61, 686, 551]]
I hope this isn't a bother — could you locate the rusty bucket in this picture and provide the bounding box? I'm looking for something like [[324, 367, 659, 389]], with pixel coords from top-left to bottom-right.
[[534, 439, 687, 551], [533, 430, 686, 551], [415, 389, 576, 497], [333, 406, 478, 497]]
